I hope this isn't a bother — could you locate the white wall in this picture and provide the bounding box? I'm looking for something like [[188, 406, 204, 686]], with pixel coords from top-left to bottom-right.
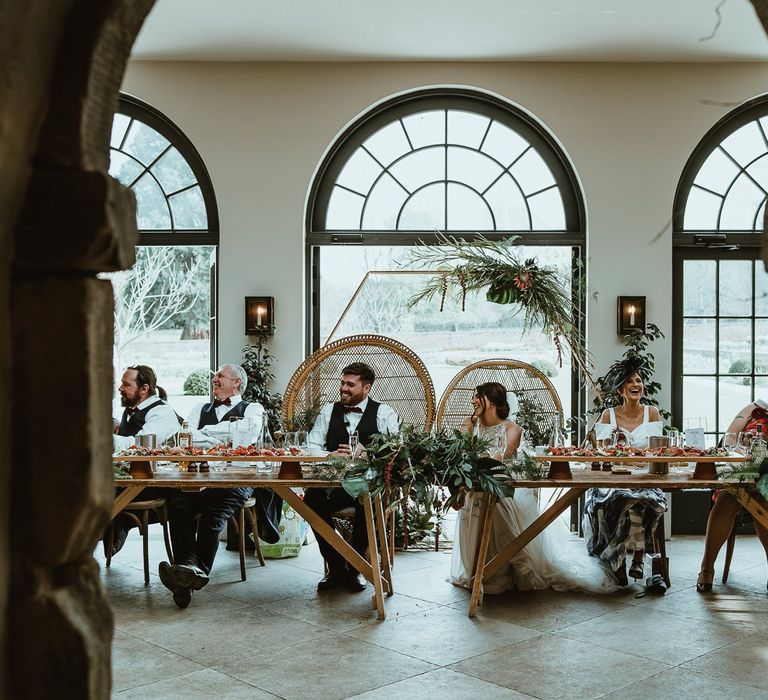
[[122, 60, 768, 415]]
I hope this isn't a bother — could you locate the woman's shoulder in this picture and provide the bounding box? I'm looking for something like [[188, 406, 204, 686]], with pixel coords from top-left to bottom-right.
[[646, 405, 661, 421], [598, 408, 612, 423]]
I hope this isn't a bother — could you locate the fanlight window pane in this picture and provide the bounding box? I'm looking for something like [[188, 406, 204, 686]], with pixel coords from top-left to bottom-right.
[[683, 187, 722, 230], [693, 148, 739, 195], [152, 147, 197, 193], [719, 259, 753, 316], [720, 174, 765, 230], [485, 174, 530, 230], [363, 122, 411, 167], [122, 120, 169, 166], [529, 188, 566, 229], [447, 110, 490, 148], [720, 121, 766, 167], [326, 187, 365, 229], [132, 173, 171, 229], [746, 155, 768, 193], [169, 186, 207, 229], [446, 183, 493, 230], [447, 147, 503, 193], [336, 148, 382, 195], [109, 151, 143, 187], [509, 149, 556, 196], [389, 147, 445, 192], [402, 111, 445, 148], [683, 318, 715, 373], [110, 114, 131, 149], [362, 173, 408, 229], [683, 260, 716, 315], [398, 183, 445, 230], [481, 122, 529, 168]]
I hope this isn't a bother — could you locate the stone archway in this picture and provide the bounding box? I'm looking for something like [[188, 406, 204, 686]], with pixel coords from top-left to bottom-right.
[[2, 1, 152, 697]]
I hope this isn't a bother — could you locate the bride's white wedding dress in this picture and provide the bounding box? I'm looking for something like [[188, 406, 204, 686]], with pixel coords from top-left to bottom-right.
[[449, 422, 616, 595]]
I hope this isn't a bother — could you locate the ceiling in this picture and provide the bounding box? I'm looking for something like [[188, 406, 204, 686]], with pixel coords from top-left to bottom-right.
[[131, 0, 768, 62]]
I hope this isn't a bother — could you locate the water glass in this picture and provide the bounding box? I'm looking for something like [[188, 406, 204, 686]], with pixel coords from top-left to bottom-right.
[[737, 431, 754, 455], [667, 429, 681, 448], [296, 430, 308, 450], [284, 431, 297, 450]]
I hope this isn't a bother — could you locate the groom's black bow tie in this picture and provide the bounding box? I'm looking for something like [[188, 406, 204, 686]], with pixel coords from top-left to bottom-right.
[[342, 406, 362, 414]]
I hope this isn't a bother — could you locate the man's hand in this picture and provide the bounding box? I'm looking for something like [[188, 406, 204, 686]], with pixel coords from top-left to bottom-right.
[[330, 443, 352, 457]]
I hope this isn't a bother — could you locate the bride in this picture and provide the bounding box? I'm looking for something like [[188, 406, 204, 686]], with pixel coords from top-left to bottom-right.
[[449, 382, 616, 594]]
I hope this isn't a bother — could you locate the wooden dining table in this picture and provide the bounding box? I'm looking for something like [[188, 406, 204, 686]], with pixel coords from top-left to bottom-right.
[[112, 454, 393, 620], [466, 455, 768, 617]]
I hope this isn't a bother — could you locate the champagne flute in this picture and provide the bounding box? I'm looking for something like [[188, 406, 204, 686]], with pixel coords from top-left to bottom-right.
[[348, 430, 359, 465], [491, 431, 507, 460]]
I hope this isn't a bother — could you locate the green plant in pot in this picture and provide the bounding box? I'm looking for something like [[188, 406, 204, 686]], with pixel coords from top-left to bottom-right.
[[241, 336, 283, 434]]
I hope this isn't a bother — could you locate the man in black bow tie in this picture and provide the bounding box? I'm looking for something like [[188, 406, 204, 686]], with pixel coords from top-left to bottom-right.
[[304, 362, 399, 592], [158, 363, 283, 609]]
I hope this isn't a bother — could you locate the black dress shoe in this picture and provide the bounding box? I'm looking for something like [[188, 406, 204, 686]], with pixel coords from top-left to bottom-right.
[[317, 569, 347, 591], [159, 561, 192, 609], [171, 563, 210, 591], [347, 571, 367, 593]]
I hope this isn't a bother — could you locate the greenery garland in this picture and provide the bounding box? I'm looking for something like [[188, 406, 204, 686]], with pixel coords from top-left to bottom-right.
[[402, 234, 593, 385]]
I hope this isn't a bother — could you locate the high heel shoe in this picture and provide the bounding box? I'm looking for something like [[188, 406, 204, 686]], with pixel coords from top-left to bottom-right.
[[628, 560, 644, 581], [696, 569, 714, 593]]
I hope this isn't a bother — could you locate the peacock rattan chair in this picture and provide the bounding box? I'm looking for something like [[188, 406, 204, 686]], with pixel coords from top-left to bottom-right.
[[436, 359, 563, 440], [282, 334, 436, 431]]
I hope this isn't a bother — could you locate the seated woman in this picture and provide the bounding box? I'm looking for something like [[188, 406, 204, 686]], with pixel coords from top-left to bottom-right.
[[583, 359, 667, 586], [697, 400, 768, 593], [450, 382, 615, 594]]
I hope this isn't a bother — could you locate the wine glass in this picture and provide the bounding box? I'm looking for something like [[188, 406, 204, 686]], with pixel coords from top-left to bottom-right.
[[348, 430, 360, 465], [721, 432, 738, 454], [737, 431, 754, 455]]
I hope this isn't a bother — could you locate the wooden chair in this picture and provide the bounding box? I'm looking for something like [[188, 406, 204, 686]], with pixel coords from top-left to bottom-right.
[[229, 497, 266, 581], [105, 498, 173, 586], [436, 358, 563, 436], [283, 334, 436, 559]]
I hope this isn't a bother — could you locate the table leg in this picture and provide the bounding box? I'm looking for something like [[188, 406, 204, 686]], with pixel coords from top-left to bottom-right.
[[272, 486, 377, 587], [732, 489, 768, 530], [112, 485, 145, 518], [362, 496, 386, 620], [468, 493, 497, 618], [373, 494, 393, 596], [483, 488, 585, 581]]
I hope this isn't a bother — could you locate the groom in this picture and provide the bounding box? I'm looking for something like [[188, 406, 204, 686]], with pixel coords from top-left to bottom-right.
[[304, 362, 399, 592]]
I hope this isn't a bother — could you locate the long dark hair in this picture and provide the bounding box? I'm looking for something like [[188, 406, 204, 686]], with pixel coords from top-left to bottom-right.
[[475, 382, 510, 419]]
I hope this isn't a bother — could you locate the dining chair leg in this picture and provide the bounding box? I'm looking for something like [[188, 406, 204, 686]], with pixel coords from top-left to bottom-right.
[[387, 509, 395, 569], [141, 511, 150, 586], [722, 525, 737, 583], [652, 516, 671, 588], [245, 508, 265, 566], [105, 523, 114, 569], [237, 508, 247, 581]]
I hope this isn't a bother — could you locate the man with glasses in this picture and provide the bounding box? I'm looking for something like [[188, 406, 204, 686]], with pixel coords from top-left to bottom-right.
[[158, 363, 282, 609]]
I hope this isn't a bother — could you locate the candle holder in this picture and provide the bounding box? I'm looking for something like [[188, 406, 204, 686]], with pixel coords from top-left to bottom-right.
[[245, 296, 275, 335], [617, 296, 646, 335]]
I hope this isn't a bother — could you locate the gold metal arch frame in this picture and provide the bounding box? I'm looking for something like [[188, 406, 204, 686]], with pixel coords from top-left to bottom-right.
[[436, 358, 563, 437], [282, 334, 436, 432]]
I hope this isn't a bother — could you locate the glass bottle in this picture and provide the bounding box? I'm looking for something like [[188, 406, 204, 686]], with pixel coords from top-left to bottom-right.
[[750, 423, 766, 466], [178, 421, 193, 449]]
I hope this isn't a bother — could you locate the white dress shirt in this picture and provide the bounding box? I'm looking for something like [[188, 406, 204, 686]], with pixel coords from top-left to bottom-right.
[[185, 395, 265, 448], [113, 396, 180, 451], [307, 397, 400, 453]]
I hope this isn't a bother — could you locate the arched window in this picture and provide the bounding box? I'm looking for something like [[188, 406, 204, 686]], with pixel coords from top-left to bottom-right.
[[673, 95, 768, 444], [106, 95, 219, 415], [307, 87, 585, 421]]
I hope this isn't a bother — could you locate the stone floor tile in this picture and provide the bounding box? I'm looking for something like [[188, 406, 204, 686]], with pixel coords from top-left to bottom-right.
[[451, 634, 666, 699], [598, 666, 768, 699], [206, 560, 323, 604], [131, 605, 329, 666], [558, 606, 751, 665], [345, 604, 540, 665], [680, 631, 768, 691], [390, 564, 470, 605], [344, 667, 535, 699], [112, 630, 204, 693], [212, 634, 435, 700], [114, 667, 279, 698]]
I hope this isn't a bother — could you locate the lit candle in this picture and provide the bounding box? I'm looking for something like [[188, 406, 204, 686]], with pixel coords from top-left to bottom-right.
[[628, 305, 636, 325], [257, 306, 264, 326]]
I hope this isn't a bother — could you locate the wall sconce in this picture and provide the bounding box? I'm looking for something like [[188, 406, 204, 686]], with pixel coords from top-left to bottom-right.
[[617, 296, 646, 335], [245, 296, 275, 335]]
